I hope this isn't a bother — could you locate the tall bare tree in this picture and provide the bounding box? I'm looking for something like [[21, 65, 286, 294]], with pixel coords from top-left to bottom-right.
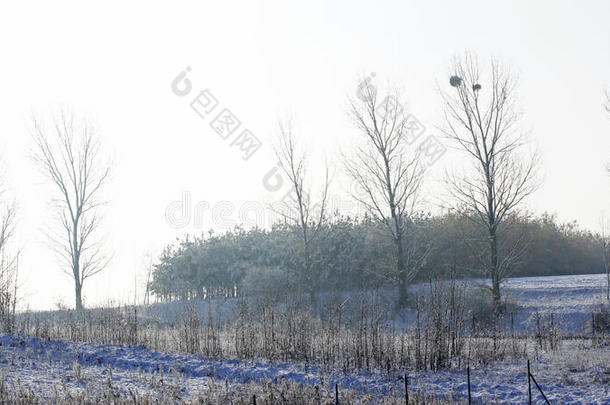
[[0, 171, 18, 332], [274, 121, 329, 308], [32, 112, 111, 310], [345, 81, 426, 306], [441, 55, 540, 314]]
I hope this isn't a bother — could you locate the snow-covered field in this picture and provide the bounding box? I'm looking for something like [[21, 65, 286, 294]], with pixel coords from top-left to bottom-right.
[[0, 334, 608, 404], [503, 273, 608, 333], [25, 274, 607, 333], [4, 273, 610, 404]]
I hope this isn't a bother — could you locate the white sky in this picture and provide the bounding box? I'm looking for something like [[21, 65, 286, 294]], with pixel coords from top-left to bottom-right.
[[1, 0, 609, 310]]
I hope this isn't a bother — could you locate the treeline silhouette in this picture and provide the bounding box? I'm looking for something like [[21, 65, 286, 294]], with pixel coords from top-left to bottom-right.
[[149, 212, 604, 302]]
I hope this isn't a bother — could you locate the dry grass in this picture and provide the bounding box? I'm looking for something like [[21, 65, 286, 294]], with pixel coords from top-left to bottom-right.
[[0, 373, 473, 405], [14, 297, 608, 375], [7, 287, 608, 404]]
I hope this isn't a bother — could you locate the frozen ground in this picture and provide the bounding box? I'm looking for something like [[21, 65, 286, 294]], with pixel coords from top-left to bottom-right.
[[0, 334, 608, 404], [7, 273, 610, 403], [395, 273, 609, 333], [21, 273, 608, 335], [502, 273, 608, 333]]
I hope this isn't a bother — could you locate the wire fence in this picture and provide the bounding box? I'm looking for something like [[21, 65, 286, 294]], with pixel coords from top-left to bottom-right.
[[249, 359, 556, 405]]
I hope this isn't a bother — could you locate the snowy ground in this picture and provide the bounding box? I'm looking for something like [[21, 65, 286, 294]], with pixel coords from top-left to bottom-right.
[[393, 273, 609, 333], [502, 274, 608, 333], [7, 273, 610, 403], [22, 273, 608, 334], [152, 273, 609, 333], [1, 334, 608, 404]]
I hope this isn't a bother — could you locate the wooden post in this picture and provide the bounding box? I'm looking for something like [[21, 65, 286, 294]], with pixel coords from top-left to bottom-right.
[[527, 359, 532, 405], [467, 366, 472, 405], [335, 383, 339, 405], [405, 373, 409, 405]]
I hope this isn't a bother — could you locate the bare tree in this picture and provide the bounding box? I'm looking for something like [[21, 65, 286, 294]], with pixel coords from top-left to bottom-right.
[[345, 81, 426, 306], [0, 177, 18, 332], [274, 122, 329, 308], [32, 111, 111, 310], [441, 55, 540, 314]]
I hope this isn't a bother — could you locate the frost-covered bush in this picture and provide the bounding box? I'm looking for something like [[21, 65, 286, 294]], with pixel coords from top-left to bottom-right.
[[240, 265, 293, 302]]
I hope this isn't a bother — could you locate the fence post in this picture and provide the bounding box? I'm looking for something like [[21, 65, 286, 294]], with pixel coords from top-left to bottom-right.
[[405, 373, 409, 405], [467, 366, 472, 405], [253, 394, 256, 405], [335, 383, 339, 405], [527, 359, 532, 405]]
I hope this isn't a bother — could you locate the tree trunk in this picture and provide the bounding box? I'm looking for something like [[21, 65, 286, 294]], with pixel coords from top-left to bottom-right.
[[397, 233, 408, 307], [74, 280, 83, 311], [489, 231, 501, 315], [309, 288, 317, 311], [73, 217, 83, 311]]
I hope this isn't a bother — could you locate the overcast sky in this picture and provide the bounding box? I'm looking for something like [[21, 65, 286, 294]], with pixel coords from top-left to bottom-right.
[[1, 0, 609, 310]]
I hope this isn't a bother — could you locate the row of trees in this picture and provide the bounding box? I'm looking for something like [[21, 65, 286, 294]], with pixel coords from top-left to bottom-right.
[[270, 55, 540, 312], [149, 55, 610, 311], [8, 54, 607, 311], [149, 212, 606, 304]]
